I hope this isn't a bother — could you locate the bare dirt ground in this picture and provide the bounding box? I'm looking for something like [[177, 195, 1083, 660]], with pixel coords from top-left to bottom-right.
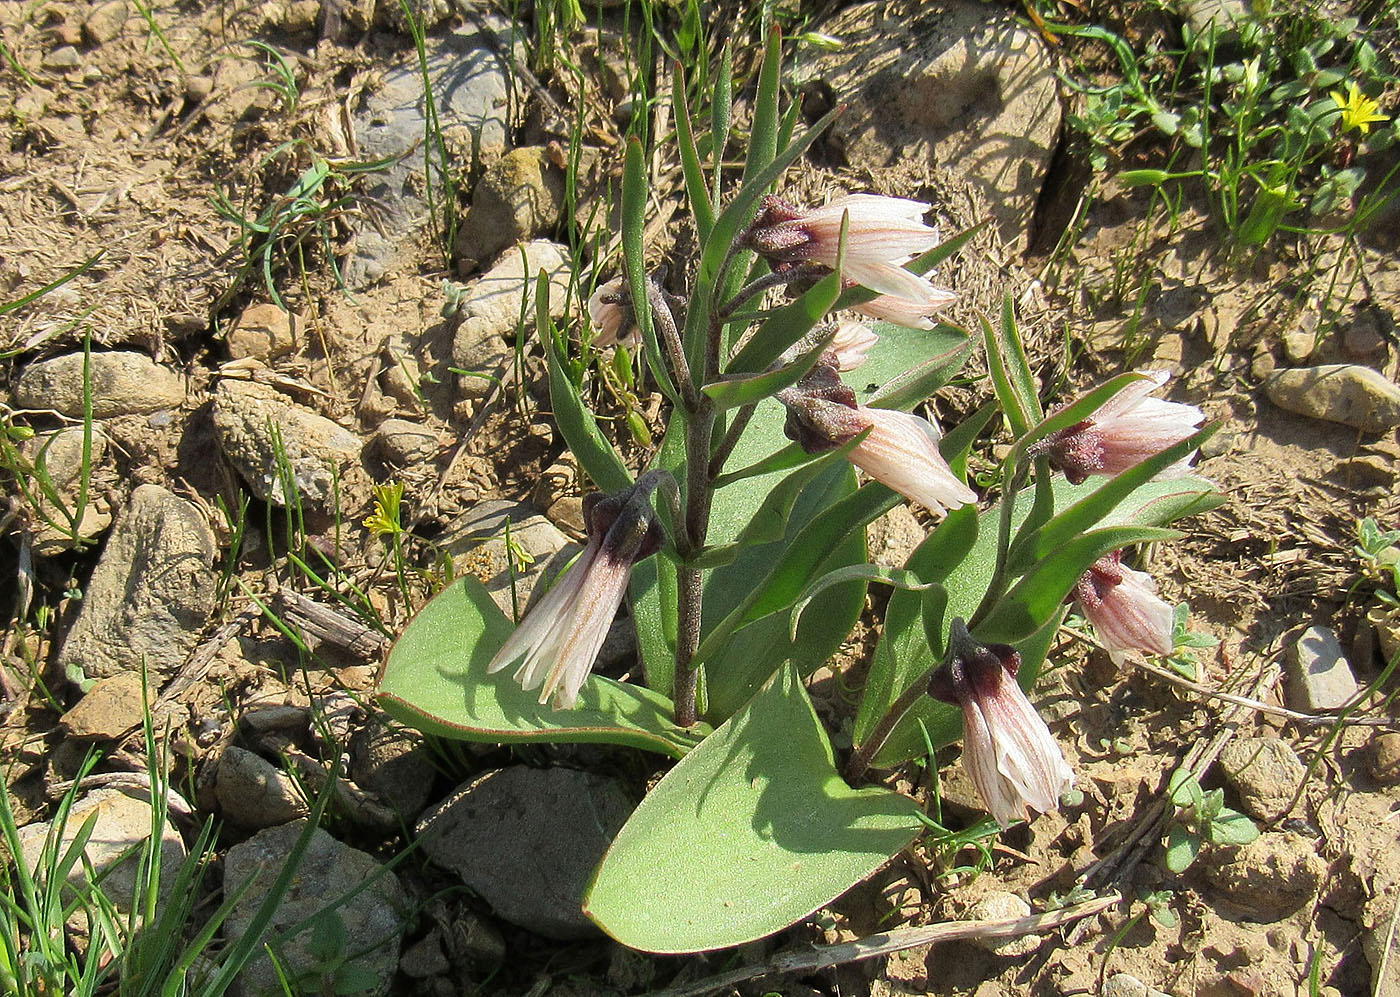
[[2, 1, 1399, 996]]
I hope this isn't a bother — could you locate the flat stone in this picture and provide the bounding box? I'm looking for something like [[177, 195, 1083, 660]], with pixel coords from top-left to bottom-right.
[[42, 44, 81, 69], [1181, 0, 1252, 42], [58, 485, 216, 685], [965, 892, 1039, 956], [212, 378, 363, 509], [224, 821, 406, 997], [228, 302, 297, 360], [1204, 832, 1325, 920], [1266, 364, 1400, 432], [18, 788, 187, 921], [15, 351, 184, 418], [439, 499, 576, 617], [1285, 625, 1358, 712], [346, 20, 515, 286], [453, 147, 567, 267], [450, 240, 572, 401], [217, 746, 308, 829], [374, 418, 440, 464], [1218, 737, 1306, 819], [866, 504, 926, 569], [60, 671, 147, 739], [83, 0, 128, 43], [1102, 974, 1174, 997], [417, 766, 634, 938], [795, 0, 1060, 249]]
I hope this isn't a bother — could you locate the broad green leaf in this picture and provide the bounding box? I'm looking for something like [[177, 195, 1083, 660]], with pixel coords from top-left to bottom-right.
[[377, 577, 706, 758], [583, 664, 922, 953], [546, 325, 631, 493], [855, 324, 973, 410], [1165, 824, 1201, 873], [791, 565, 939, 640], [1208, 811, 1260, 846]]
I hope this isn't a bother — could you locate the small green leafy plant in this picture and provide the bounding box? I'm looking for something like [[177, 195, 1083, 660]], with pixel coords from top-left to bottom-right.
[[1164, 769, 1259, 873]]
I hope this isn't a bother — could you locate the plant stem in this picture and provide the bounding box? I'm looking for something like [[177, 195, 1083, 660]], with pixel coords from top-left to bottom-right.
[[673, 401, 715, 728], [708, 403, 756, 478], [844, 662, 940, 784], [647, 278, 701, 413]]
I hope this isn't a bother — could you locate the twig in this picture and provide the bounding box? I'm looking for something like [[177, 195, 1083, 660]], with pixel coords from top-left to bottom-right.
[[47, 771, 196, 820], [644, 892, 1121, 997], [1126, 656, 1400, 729]]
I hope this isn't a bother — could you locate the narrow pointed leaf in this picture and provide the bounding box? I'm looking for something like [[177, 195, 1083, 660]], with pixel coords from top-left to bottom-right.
[[672, 63, 715, 242], [725, 269, 844, 374], [704, 330, 833, 409], [546, 329, 632, 493]]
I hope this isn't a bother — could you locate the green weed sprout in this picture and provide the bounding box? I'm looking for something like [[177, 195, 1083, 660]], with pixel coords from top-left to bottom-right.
[[376, 28, 1224, 953], [1164, 769, 1259, 874]]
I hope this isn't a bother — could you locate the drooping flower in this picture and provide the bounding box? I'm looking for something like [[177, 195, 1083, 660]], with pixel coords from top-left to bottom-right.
[[1073, 551, 1175, 665], [745, 193, 947, 304], [487, 474, 665, 708], [851, 284, 958, 330], [586, 277, 641, 350], [829, 321, 878, 371], [1031, 370, 1204, 484], [776, 361, 976, 516], [928, 619, 1075, 828]]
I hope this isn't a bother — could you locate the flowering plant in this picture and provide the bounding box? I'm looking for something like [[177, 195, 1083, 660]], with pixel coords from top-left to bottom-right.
[[377, 33, 1221, 954]]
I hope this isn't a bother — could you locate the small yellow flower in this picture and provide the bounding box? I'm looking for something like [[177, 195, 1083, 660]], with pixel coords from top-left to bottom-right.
[[1331, 82, 1389, 136], [363, 482, 405, 537]]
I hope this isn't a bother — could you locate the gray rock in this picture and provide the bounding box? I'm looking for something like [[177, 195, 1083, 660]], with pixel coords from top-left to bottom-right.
[[965, 892, 1039, 957], [15, 351, 184, 418], [1204, 832, 1325, 919], [399, 930, 450, 978], [59, 671, 146, 740], [450, 240, 572, 401], [349, 719, 437, 819], [794, 0, 1060, 248], [228, 302, 297, 360], [23, 425, 112, 555], [346, 21, 515, 286], [212, 379, 363, 509], [866, 504, 925, 569], [453, 147, 567, 266], [439, 499, 576, 617], [1218, 737, 1306, 819], [1285, 625, 1358, 712], [217, 746, 308, 829], [18, 788, 187, 922], [1102, 974, 1173, 997], [224, 821, 407, 997], [83, 0, 128, 43], [416, 766, 634, 938], [58, 484, 216, 685], [42, 45, 81, 70], [374, 418, 440, 464], [1266, 364, 1400, 432]]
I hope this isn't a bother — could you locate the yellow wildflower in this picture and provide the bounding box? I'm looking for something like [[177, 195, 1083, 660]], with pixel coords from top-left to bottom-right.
[[1331, 82, 1389, 136], [363, 482, 405, 537]]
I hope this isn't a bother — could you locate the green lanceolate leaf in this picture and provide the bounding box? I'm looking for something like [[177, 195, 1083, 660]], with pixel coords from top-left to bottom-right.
[[791, 565, 940, 640], [583, 663, 922, 953], [672, 63, 715, 243], [703, 329, 833, 409], [545, 325, 632, 493], [377, 577, 707, 757], [725, 269, 843, 375]]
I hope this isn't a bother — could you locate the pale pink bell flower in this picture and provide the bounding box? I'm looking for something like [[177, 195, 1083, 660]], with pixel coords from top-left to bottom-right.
[[488, 476, 664, 708], [1073, 551, 1175, 664], [928, 620, 1075, 828], [829, 321, 878, 371], [852, 284, 958, 330], [746, 193, 949, 304], [1033, 370, 1204, 484], [777, 362, 976, 517], [586, 277, 641, 350]]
